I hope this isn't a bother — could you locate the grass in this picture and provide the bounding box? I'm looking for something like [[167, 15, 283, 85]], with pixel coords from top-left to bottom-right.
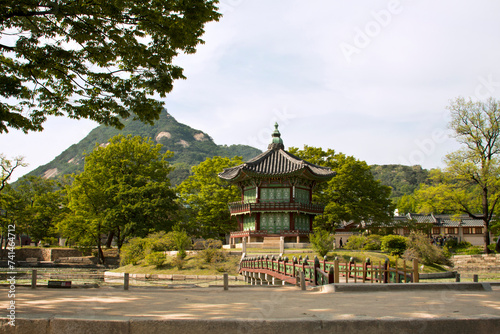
[[111, 252, 241, 276]]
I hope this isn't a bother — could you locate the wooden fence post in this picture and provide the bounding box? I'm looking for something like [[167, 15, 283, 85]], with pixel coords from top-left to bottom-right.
[[223, 273, 228, 291], [412, 259, 419, 283], [383, 259, 389, 284], [300, 270, 306, 291], [328, 266, 334, 284], [334, 259, 339, 283], [362, 259, 368, 283], [323, 255, 327, 272], [31, 270, 37, 289], [124, 273, 129, 290], [314, 256, 320, 286]]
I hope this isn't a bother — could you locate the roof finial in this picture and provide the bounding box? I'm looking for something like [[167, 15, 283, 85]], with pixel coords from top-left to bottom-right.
[[268, 122, 284, 150]]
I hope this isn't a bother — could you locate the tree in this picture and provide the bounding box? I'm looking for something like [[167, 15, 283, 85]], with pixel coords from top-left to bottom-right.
[[416, 97, 500, 253], [176, 156, 243, 240], [1, 154, 27, 192], [309, 229, 335, 257], [288, 146, 395, 231], [0, 1, 221, 133], [64, 134, 178, 262], [11, 176, 67, 244]]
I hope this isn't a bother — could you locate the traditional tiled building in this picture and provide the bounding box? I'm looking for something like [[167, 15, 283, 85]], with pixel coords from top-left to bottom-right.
[[218, 123, 335, 247], [334, 213, 488, 247]]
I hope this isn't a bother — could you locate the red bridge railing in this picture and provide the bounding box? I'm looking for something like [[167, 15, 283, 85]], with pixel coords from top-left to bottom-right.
[[239, 255, 419, 286]]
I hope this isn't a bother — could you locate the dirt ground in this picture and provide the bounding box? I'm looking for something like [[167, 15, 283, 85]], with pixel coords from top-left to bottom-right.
[[1, 285, 499, 322]]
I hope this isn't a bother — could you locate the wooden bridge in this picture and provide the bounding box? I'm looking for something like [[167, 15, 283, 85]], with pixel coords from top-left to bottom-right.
[[239, 255, 420, 287]]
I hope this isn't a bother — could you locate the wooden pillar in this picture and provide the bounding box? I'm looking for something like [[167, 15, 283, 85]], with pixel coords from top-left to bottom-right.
[[334, 259, 339, 283], [290, 212, 295, 231], [412, 259, 419, 283], [256, 213, 261, 231]]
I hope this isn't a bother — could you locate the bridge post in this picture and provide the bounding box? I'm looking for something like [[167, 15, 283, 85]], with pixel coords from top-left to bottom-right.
[[314, 256, 320, 286], [383, 258, 389, 284], [333, 259, 339, 283], [328, 266, 334, 284]]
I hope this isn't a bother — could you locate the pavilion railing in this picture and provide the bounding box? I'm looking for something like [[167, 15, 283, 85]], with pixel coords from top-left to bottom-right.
[[228, 201, 325, 214], [239, 255, 419, 286]]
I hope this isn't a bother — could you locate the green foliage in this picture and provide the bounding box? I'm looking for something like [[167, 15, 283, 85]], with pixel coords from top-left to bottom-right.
[[288, 146, 395, 231], [170, 229, 191, 259], [364, 235, 382, 250], [144, 231, 176, 253], [120, 237, 147, 266], [415, 97, 500, 253], [197, 239, 225, 263], [371, 164, 430, 198], [172, 254, 185, 270], [309, 229, 335, 257], [1, 155, 27, 192], [404, 232, 450, 265], [65, 134, 179, 253], [381, 235, 407, 256], [1, 176, 67, 244], [176, 156, 242, 239], [344, 235, 367, 250], [144, 252, 167, 268], [0, 1, 221, 133]]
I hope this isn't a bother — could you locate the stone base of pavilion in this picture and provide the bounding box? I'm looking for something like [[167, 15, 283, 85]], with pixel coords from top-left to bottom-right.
[[227, 230, 311, 249]]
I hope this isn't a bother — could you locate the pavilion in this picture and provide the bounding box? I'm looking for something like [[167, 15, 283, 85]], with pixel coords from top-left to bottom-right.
[[218, 123, 336, 247]]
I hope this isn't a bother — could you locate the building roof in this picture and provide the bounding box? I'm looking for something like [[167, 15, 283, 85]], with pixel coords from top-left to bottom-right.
[[218, 123, 336, 182]]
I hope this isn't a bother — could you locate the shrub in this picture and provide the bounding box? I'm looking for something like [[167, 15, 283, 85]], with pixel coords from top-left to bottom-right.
[[145, 251, 166, 268], [120, 237, 147, 266], [172, 254, 185, 270], [310, 229, 335, 257], [170, 230, 191, 259], [145, 231, 176, 252], [404, 232, 450, 265], [198, 239, 225, 263], [458, 246, 483, 255], [381, 235, 407, 256], [364, 235, 382, 250], [344, 235, 367, 250]]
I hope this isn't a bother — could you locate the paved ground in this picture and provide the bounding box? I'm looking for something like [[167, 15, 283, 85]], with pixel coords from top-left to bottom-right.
[[1, 284, 499, 322]]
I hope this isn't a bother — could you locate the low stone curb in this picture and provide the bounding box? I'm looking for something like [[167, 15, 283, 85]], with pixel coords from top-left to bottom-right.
[[2, 317, 500, 334], [315, 282, 493, 293]]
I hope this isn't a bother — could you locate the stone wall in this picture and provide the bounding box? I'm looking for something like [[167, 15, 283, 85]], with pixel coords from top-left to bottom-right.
[[452, 254, 500, 272], [0, 248, 82, 261]]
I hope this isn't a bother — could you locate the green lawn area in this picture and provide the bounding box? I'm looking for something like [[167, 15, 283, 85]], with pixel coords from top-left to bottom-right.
[[111, 252, 241, 276]]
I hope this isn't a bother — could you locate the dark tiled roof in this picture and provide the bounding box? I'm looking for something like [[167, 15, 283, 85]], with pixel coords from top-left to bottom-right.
[[219, 148, 336, 181]]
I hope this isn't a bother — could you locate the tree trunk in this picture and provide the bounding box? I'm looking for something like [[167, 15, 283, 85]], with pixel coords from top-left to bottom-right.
[[105, 231, 114, 248], [482, 187, 491, 254], [484, 219, 491, 254]]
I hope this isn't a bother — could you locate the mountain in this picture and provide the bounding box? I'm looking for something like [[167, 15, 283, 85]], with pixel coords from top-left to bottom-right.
[[370, 164, 430, 198], [26, 111, 262, 185]]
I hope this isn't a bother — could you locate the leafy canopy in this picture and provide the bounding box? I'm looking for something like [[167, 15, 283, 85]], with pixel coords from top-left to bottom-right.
[[63, 134, 178, 255], [0, 1, 221, 133], [288, 146, 394, 231], [176, 156, 243, 240], [415, 97, 500, 252]]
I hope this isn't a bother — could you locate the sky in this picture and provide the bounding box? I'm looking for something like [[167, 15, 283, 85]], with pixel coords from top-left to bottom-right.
[[2, 0, 500, 181]]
